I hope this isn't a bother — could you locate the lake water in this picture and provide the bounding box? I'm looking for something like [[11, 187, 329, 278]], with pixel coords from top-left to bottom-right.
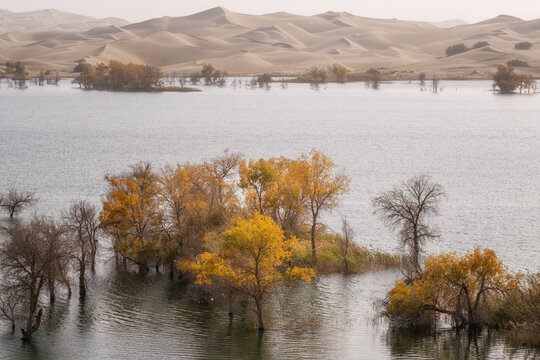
[[0, 80, 539, 359]]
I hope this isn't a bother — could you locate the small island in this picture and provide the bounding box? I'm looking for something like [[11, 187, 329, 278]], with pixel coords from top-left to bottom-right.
[[72, 60, 200, 92]]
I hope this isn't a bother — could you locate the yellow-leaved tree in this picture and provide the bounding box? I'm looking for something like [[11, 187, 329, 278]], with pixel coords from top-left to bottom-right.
[[182, 213, 315, 331], [100, 162, 164, 273], [385, 248, 519, 328], [297, 150, 350, 263]]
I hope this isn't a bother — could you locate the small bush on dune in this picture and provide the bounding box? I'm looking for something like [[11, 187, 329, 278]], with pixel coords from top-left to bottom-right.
[[515, 41, 533, 50], [472, 41, 490, 49], [507, 59, 529, 67], [445, 43, 469, 56]]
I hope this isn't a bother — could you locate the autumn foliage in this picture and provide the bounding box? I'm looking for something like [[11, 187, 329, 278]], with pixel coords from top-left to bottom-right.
[[73, 60, 163, 91], [493, 64, 536, 94], [181, 213, 315, 330], [384, 248, 520, 329]]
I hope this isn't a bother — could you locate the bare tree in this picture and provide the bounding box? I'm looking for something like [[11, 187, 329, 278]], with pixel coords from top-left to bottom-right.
[[419, 72, 426, 87], [0, 189, 37, 218], [0, 217, 70, 339], [372, 175, 444, 281], [432, 77, 440, 93], [63, 201, 100, 297], [338, 217, 354, 274], [0, 284, 20, 331]]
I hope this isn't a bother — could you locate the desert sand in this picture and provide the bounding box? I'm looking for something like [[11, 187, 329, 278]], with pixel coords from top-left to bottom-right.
[[1, 7, 539, 78]]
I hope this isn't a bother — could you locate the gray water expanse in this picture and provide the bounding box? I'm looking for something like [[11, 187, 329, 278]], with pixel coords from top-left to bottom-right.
[[0, 80, 539, 359]]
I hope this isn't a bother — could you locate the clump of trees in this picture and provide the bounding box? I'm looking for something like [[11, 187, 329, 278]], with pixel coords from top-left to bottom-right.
[[198, 63, 227, 86], [384, 248, 520, 328], [444, 41, 490, 56], [493, 64, 536, 94], [73, 61, 163, 91], [2, 61, 28, 89], [515, 41, 533, 50], [1, 217, 72, 339], [100, 151, 351, 276], [365, 68, 382, 89], [0, 192, 100, 340], [297, 64, 349, 84], [375, 177, 539, 345]]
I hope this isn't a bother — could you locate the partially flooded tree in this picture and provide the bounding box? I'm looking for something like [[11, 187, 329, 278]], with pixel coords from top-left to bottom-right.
[[384, 248, 518, 329], [365, 68, 382, 89], [64, 200, 100, 297], [0, 284, 20, 331], [100, 162, 163, 274], [431, 77, 440, 93], [0, 189, 37, 218], [338, 217, 354, 274], [331, 64, 348, 83], [182, 213, 314, 331], [418, 72, 426, 87], [493, 65, 521, 94], [0, 217, 70, 340], [372, 175, 444, 281]]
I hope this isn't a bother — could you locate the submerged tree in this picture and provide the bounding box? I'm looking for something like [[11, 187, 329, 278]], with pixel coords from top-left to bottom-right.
[[0, 189, 37, 218], [372, 175, 444, 281], [100, 162, 163, 273], [493, 65, 521, 94], [0, 217, 70, 339], [183, 213, 314, 331], [384, 248, 519, 329], [338, 217, 354, 274], [64, 200, 100, 296]]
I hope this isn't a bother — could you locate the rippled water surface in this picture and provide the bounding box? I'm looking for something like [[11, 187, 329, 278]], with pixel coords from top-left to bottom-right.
[[0, 80, 539, 359]]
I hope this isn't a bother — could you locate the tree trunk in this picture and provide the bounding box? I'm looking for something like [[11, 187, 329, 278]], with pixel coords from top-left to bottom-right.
[[138, 262, 149, 274], [310, 221, 317, 264], [255, 301, 264, 331], [49, 279, 56, 304], [169, 262, 175, 281], [22, 308, 42, 340], [228, 293, 234, 317], [79, 261, 87, 298]]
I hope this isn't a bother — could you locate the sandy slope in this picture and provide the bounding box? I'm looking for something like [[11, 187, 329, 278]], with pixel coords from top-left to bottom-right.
[[0, 7, 538, 77]]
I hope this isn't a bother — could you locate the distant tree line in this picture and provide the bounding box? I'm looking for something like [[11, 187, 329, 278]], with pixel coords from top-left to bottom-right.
[[73, 61, 163, 91]]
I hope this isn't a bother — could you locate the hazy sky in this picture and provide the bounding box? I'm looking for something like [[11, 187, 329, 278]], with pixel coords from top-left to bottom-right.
[[3, 0, 540, 23]]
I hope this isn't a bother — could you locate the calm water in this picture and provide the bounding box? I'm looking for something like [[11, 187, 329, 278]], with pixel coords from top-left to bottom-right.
[[0, 80, 539, 359]]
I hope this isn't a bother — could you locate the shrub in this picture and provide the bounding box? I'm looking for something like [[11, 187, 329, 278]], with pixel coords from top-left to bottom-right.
[[493, 65, 521, 94], [445, 43, 469, 56], [515, 42, 533, 50], [507, 59, 529, 67], [472, 41, 490, 49], [73, 62, 87, 73]]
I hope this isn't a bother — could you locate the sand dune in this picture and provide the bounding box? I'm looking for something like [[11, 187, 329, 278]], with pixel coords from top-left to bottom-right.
[[0, 9, 127, 33], [1, 7, 539, 77]]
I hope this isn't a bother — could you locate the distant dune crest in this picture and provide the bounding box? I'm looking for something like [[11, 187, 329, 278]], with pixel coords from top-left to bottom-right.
[[0, 7, 538, 77]]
